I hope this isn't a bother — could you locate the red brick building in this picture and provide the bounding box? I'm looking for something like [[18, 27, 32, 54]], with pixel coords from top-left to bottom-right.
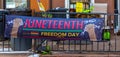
[[0, 0, 115, 14]]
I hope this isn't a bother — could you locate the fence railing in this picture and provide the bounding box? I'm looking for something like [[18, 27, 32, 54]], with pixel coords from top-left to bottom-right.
[[0, 11, 120, 54]]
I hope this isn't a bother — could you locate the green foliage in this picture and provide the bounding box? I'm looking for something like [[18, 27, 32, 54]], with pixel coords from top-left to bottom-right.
[[82, 6, 94, 13], [41, 51, 48, 55], [42, 13, 52, 18], [41, 45, 51, 55], [46, 45, 51, 51]]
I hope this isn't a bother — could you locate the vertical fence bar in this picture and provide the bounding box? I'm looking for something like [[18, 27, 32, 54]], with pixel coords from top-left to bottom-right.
[[8, 39, 10, 51], [103, 14, 106, 52], [40, 39, 42, 51], [68, 40, 70, 51], [114, 14, 117, 52], [85, 40, 87, 51], [56, 40, 59, 50], [74, 40, 76, 51], [79, 40, 81, 52], [91, 41, 93, 51], [13, 38, 15, 51], [34, 39, 37, 52], [115, 32, 117, 51], [103, 41, 105, 52], [108, 41, 111, 52], [97, 41, 99, 51], [2, 40, 4, 52], [109, 14, 112, 52], [51, 40, 53, 50], [2, 12, 6, 52], [19, 38, 21, 51], [63, 40, 65, 51]]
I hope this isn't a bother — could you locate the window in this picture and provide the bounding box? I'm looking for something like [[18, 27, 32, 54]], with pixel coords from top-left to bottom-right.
[[6, 0, 28, 9]]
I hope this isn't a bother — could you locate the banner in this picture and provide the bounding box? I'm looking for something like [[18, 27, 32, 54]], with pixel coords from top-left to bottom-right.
[[5, 15, 104, 41]]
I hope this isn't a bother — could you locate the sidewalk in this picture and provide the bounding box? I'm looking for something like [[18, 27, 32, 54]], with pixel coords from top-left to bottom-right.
[[0, 53, 120, 57], [41, 54, 120, 57], [0, 54, 29, 57]]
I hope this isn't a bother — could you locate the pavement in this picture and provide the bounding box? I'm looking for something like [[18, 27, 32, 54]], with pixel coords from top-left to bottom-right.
[[0, 54, 30, 57], [1, 53, 120, 57]]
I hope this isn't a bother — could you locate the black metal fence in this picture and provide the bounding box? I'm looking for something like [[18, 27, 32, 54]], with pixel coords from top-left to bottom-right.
[[0, 11, 120, 54], [33, 12, 120, 53]]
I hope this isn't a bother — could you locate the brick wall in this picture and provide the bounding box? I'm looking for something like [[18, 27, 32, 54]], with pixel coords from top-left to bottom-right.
[[30, 0, 65, 12], [95, 0, 107, 3], [30, 0, 50, 12], [52, 0, 65, 9], [95, 0, 114, 27], [95, 0, 114, 14], [0, 0, 3, 9]]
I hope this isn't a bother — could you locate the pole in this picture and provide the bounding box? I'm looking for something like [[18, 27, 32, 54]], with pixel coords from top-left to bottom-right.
[[65, 0, 70, 19]]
